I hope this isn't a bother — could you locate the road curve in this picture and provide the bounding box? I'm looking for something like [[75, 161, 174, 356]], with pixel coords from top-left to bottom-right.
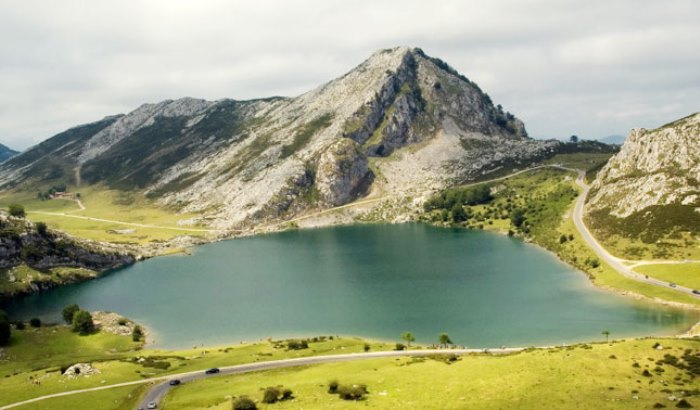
[[571, 171, 700, 298], [135, 348, 522, 409]]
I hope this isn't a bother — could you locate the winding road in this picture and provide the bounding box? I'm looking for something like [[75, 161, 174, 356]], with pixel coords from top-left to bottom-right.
[[571, 170, 700, 297]]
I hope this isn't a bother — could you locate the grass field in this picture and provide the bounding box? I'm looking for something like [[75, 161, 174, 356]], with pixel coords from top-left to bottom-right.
[[0, 186, 212, 245], [162, 338, 700, 410], [635, 264, 700, 291], [3, 323, 700, 410], [0, 324, 393, 407]]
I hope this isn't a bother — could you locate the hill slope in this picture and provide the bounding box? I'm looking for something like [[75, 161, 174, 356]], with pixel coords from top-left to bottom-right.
[[0, 47, 557, 230], [586, 112, 700, 249], [0, 143, 18, 163]]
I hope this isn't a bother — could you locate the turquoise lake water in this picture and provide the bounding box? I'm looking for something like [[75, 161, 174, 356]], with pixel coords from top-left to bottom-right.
[[4, 224, 696, 348]]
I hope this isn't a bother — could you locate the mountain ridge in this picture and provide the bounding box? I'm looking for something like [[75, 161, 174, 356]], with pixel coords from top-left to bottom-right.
[[0, 143, 18, 163], [0, 47, 558, 230]]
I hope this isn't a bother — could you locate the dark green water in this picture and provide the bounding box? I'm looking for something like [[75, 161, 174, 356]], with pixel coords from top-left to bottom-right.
[[4, 224, 697, 348]]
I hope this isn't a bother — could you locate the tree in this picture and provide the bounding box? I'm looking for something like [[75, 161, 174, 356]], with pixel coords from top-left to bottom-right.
[[401, 332, 415, 348], [439, 333, 452, 347], [232, 396, 257, 410], [35, 222, 48, 236], [29, 318, 41, 328], [559, 234, 568, 244], [602, 330, 610, 343], [72, 310, 95, 335], [451, 203, 468, 222], [62, 304, 80, 325], [8, 204, 25, 218], [569, 135, 579, 144], [0, 310, 10, 346], [510, 208, 526, 228]]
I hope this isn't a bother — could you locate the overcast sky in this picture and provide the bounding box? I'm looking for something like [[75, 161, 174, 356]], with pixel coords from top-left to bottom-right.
[[1, 0, 699, 150]]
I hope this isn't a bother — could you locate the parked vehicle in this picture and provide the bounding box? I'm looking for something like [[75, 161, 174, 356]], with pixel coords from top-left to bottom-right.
[[147, 401, 157, 409], [169, 379, 181, 386], [669, 283, 677, 288], [205, 368, 220, 374], [692, 289, 700, 295]]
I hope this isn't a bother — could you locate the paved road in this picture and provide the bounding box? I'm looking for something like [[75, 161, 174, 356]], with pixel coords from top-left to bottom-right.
[[134, 348, 523, 409], [571, 170, 700, 298]]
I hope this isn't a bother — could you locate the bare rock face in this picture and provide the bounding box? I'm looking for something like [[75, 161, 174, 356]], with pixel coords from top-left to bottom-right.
[[588, 113, 700, 217], [316, 138, 372, 206], [63, 363, 101, 378]]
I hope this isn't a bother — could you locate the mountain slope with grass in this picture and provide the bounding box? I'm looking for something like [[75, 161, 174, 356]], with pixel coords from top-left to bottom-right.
[[586, 113, 700, 258], [0, 47, 558, 231]]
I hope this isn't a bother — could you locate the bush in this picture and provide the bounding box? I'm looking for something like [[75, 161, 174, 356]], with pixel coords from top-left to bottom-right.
[[35, 222, 48, 236], [132, 325, 144, 342], [72, 310, 95, 335], [328, 380, 339, 393], [14, 321, 25, 330], [336, 384, 368, 401], [676, 399, 692, 408], [394, 343, 406, 351], [281, 388, 293, 400], [62, 304, 80, 325], [232, 396, 257, 410], [559, 234, 568, 244], [286, 339, 308, 350], [29, 318, 41, 328], [363, 343, 370, 352], [262, 387, 281, 404], [8, 204, 25, 218], [0, 310, 10, 346]]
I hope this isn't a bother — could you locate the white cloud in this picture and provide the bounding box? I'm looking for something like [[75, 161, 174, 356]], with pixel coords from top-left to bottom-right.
[[0, 0, 698, 149]]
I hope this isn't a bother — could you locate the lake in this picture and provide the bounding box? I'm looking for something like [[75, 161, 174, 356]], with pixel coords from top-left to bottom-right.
[[4, 224, 697, 348]]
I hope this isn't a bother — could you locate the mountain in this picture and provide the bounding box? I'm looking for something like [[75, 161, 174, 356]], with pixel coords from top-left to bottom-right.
[[0, 143, 18, 163], [586, 112, 700, 241], [597, 135, 626, 145], [0, 47, 557, 230]]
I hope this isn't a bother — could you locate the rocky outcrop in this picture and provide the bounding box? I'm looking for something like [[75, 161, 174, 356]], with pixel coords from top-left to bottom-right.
[[0, 47, 558, 231], [588, 113, 700, 217], [316, 139, 372, 206], [0, 212, 134, 297]]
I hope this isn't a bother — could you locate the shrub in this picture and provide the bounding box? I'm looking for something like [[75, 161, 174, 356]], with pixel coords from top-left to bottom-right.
[[232, 396, 257, 410], [35, 222, 48, 236], [8, 204, 25, 218], [328, 380, 339, 393], [394, 343, 406, 351], [14, 321, 25, 330], [0, 310, 10, 346], [336, 384, 368, 401], [363, 343, 370, 352], [286, 339, 308, 350], [559, 234, 568, 244], [281, 388, 293, 400], [72, 310, 95, 335], [29, 318, 41, 328], [62, 304, 80, 325], [676, 399, 692, 408], [132, 325, 144, 342], [262, 387, 281, 404]]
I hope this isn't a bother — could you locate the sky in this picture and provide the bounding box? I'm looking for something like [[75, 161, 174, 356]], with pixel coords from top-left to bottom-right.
[[1, 0, 699, 150]]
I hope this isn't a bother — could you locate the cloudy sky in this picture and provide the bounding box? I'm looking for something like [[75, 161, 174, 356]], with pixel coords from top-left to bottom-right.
[[1, 0, 698, 150]]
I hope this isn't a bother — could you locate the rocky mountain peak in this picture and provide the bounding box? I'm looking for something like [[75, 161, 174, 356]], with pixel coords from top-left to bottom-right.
[[588, 112, 700, 218]]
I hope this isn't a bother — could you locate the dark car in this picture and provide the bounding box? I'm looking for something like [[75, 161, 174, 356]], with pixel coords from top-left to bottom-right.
[[669, 283, 677, 288], [169, 379, 181, 386], [205, 368, 220, 374], [692, 289, 700, 295]]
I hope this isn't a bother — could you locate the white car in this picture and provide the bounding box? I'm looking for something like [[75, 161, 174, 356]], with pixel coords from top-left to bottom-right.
[[147, 401, 157, 409]]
